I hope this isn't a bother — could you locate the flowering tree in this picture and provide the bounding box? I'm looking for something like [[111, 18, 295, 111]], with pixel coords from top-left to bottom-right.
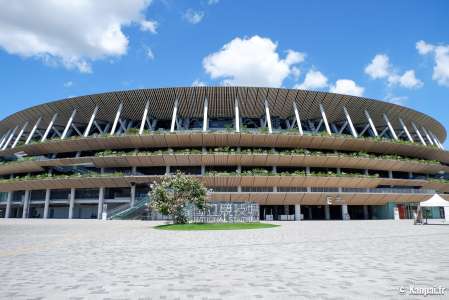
[[149, 172, 208, 224]]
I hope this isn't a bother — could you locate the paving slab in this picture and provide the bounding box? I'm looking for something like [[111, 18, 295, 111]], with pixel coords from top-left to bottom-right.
[[0, 219, 448, 299]]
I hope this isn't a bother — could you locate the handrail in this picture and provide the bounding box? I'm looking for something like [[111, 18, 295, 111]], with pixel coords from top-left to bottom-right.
[[109, 196, 149, 220]]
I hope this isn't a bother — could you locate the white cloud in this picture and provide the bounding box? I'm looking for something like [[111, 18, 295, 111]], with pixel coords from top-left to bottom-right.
[[184, 9, 205, 24], [294, 69, 328, 90], [145, 47, 155, 60], [192, 79, 207, 87], [364, 54, 390, 79], [365, 53, 423, 89], [389, 70, 423, 89], [63, 81, 73, 88], [416, 40, 449, 87], [385, 93, 408, 105], [0, 0, 154, 73], [208, 0, 220, 5], [329, 79, 364, 96], [203, 35, 305, 87], [140, 20, 158, 33], [416, 40, 434, 55]]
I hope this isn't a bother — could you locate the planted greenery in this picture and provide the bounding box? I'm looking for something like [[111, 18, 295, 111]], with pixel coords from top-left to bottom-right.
[[155, 222, 279, 230], [91, 147, 441, 165]]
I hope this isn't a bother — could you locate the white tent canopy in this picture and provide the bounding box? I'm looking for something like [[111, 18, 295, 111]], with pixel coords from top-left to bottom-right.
[[420, 194, 449, 207]]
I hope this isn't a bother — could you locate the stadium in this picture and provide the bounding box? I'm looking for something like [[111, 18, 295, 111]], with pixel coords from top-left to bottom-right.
[[0, 87, 448, 221]]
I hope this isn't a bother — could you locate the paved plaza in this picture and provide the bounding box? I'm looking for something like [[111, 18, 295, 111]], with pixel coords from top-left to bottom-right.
[[0, 219, 448, 299]]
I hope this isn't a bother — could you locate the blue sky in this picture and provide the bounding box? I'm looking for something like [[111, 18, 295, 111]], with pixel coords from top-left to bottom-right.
[[0, 0, 448, 145]]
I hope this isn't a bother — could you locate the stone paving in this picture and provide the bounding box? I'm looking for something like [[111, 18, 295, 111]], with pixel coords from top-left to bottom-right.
[[1, 219, 449, 299]]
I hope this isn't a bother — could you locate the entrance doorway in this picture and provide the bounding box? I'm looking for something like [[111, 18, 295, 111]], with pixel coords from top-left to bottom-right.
[[259, 205, 294, 221]]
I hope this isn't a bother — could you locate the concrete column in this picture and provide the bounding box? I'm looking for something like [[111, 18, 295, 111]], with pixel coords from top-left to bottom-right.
[[165, 165, 170, 175], [294, 204, 301, 221], [201, 165, 206, 175], [4, 191, 12, 218], [308, 206, 313, 219], [130, 184, 136, 207], [342, 204, 349, 220], [388, 170, 393, 179], [97, 187, 104, 220], [284, 205, 289, 215], [444, 207, 449, 222], [68, 188, 75, 219], [393, 206, 400, 221], [325, 205, 330, 220], [43, 189, 50, 219], [22, 190, 30, 218], [363, 205, 369, 220]]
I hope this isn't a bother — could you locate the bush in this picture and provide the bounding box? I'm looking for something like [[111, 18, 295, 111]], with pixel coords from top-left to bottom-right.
[[149, 172, 208, 224]]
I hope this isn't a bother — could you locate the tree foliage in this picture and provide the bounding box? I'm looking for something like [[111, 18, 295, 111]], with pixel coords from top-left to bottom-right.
[[149, 172, 208, 224]]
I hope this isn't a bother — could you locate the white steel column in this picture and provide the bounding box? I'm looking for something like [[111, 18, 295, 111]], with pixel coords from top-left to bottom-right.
[[203, 97, 208, 132], [319, 104, 332, 135], [170, 98, 179, 133], [412, 123, 426, 145], [421, 127, 434, 146], [25, 117, 42, 144], [110, 103, 123, 135], [343, 106, 357, 138], [12, 122, 29, 148], [84, 106, 98, 137], [364, 110, 378, 137], [139, 100, 150, 135], [41, 114, 58, 142], [43, 189, 50, 219], [293, 102, 303, 135], [234, 98, 240, 133], [22, 190, 30, 218], [0, 130, 10, 148], [2, 126, 18, 150], [429, 131, 444, 149], [383, 114, 398, 140], [294, 204, 301, 221], [97, 187, 105, 220], [68, 188, 75, 219], [61, 109, 77, 139], [264, 99, 272, 133], [399, 118, 413, 142], [5, 191, 12, 218]]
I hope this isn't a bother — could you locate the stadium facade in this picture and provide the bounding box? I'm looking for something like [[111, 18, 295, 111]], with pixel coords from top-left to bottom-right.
[[0, 87, 448, 221]]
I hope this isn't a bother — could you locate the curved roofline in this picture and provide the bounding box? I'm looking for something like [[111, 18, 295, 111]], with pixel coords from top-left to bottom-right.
[[0, 86, 446, 142]]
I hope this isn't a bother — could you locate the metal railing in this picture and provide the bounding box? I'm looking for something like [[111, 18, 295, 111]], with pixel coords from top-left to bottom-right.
[[109, 196, 149, 220]]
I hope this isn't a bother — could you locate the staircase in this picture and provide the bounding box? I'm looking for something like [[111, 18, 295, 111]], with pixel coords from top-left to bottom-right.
[[109, 197, 149, 220]]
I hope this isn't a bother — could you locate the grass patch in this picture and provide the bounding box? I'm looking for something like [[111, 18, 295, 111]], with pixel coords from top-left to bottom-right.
[[154, 222, 279, 231]]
